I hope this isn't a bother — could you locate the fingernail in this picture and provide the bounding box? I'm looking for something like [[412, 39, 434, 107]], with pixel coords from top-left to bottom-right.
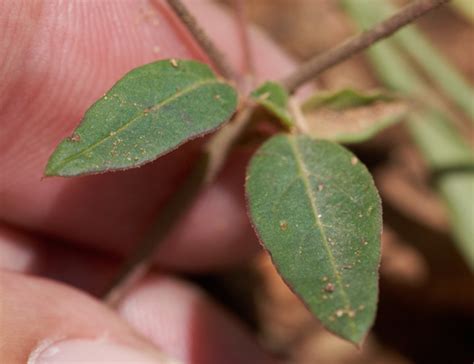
[[30, 338, 181, 364]]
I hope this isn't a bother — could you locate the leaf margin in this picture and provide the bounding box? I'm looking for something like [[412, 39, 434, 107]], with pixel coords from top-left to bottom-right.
[[245, 133, 382, 345], [45, 59, 238, 177]]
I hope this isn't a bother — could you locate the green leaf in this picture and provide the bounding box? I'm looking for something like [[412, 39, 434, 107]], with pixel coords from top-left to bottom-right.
[[45, 59, 238, 177], [250, 81, 293, 128], [246, 134, 382, 344], [301, 88, 407, 143]]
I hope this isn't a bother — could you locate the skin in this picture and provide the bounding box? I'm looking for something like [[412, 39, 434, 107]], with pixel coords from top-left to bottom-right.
[[0, 0, 294, 362]]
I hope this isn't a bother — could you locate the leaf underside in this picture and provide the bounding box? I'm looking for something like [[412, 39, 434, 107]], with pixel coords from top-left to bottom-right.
[[246, 134, 382, 344], [45, 59, 238, 177], [302, 88, 407, 143]]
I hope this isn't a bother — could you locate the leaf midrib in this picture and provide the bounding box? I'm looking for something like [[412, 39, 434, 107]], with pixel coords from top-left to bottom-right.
[[52, 78, 222, 171], [288, 136, 357, 336]]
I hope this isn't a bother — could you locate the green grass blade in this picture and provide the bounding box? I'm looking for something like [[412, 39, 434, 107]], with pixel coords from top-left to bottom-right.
[[409, 111, 474, 269], [452, 0, 474, 24], [343, 0, 474, 270], [376, 0, 474, 120]]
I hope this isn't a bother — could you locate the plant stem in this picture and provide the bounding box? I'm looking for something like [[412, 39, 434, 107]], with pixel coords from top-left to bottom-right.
[[233, 0, 255, 92], [344, 0, 474, 271], [205, 103, 257, 183], [103, 104, 256, 305], [281, 0, 450, 93], [376, 0, 474, 121], [288, 98, 309, 134], [104, 1, 256, 305], [165, 0, 236, 80], [103, 156, 209, 305], [103, 0, 452, 304]]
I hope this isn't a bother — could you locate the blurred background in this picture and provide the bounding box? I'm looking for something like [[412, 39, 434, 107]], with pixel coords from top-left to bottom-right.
[[194, 1, 474, 363]]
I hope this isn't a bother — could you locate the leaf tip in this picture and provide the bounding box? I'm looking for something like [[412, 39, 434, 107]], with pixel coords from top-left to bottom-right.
[[43, 157, 63, 177], [327, 321, 370, 348], [349, 331, 369, 349], [44, 143, 75, 177]]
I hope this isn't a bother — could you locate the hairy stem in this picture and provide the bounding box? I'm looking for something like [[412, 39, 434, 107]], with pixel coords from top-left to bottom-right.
[[103, 156, 209, 305], [103, 0, 451, 305], [233, 0, 256, 92], [282, 0, 450, 93], [103, 104, 255, 305], [165, 0, 236, 80], [104, 1, 257, 305]]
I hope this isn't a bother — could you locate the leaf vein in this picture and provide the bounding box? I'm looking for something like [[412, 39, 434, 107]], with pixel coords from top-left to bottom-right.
[[54, 78, 222, 170], [288, 136, 357, 335]]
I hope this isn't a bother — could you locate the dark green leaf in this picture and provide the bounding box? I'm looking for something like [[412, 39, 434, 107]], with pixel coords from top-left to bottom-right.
[[302, 88, 407, 143], [246, 134, 382, 344], [45, 59, 238, 176], [251, 81, 293, 128]]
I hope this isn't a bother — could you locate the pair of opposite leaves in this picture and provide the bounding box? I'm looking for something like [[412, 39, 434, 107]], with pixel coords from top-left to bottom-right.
[[46, 60, 381, 345]]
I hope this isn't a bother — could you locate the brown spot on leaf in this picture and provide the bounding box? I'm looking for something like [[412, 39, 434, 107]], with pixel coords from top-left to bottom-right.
[[324, 282, 335, 293], [70, 133, 81, 142], [170, 58, 178, 68]]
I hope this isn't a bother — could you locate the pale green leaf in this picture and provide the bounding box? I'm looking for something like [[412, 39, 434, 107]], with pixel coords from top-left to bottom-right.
[[45, 59, 238, 176], [246, 134, 382, 344], [302, 88, 407, 143], [251, 81, 294, 128]]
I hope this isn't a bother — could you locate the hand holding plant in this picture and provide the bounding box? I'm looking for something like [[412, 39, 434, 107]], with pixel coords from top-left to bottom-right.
[[1, 0, 458, 362]]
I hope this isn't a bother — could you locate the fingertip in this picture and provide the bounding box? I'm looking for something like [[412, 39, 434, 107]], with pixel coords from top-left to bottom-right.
[[118, 274, 277, 364], [0, 271, 175, 364]]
